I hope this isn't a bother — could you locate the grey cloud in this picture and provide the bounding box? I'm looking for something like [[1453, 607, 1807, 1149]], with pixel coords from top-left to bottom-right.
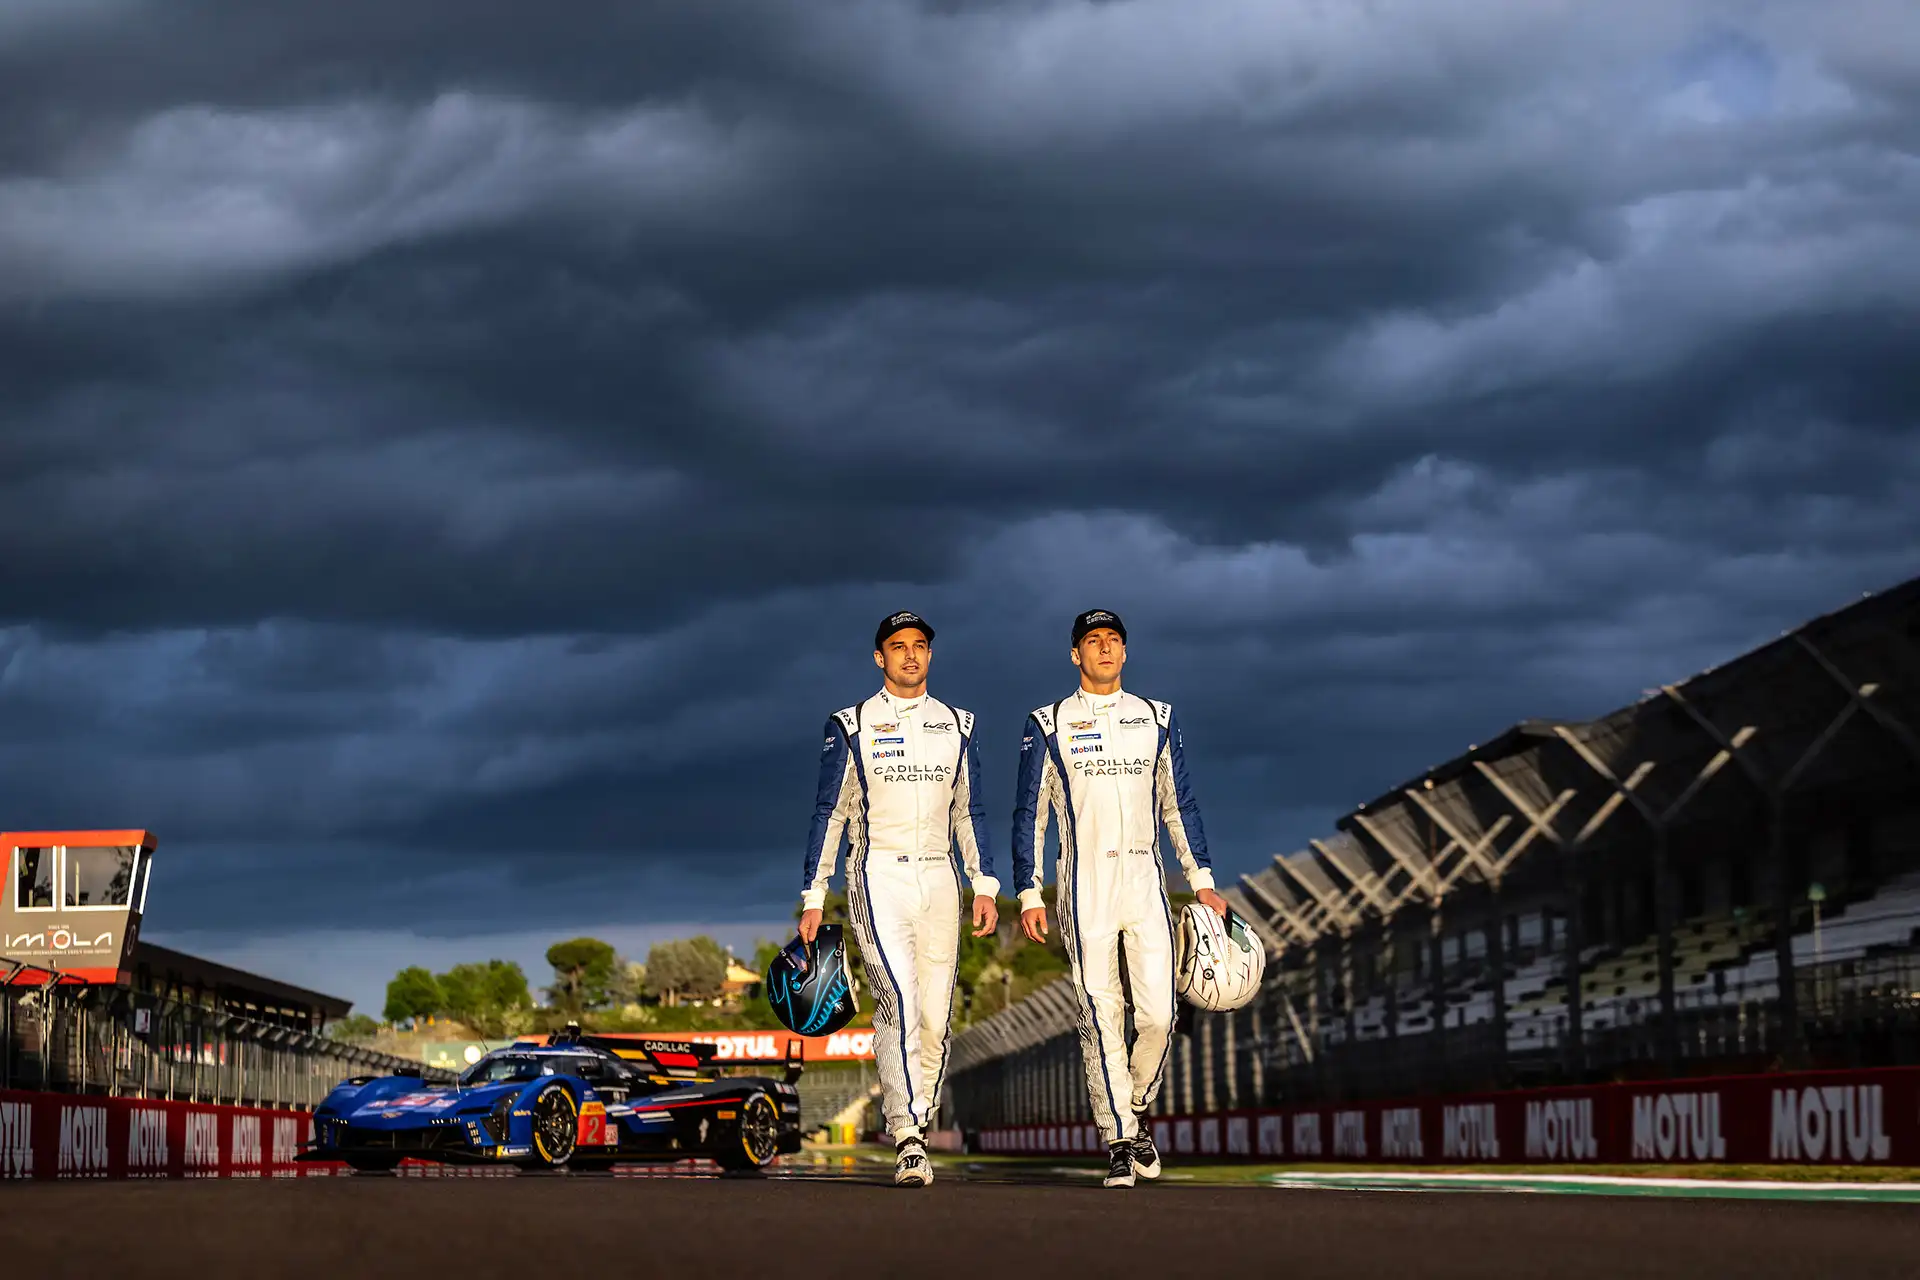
[[1, 1, 1917, 952]]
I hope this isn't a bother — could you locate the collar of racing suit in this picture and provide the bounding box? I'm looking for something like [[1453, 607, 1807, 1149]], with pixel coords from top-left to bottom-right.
[[878, 688, 928, 716], [1073, 686, 1125, 715]]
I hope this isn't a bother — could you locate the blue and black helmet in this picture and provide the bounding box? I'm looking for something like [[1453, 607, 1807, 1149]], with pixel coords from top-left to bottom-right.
[[767, 924, 859, 1038]]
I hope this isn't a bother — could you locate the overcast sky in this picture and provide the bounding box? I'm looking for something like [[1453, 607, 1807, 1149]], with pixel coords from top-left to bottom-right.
[[4, 0, 1918, 1016]]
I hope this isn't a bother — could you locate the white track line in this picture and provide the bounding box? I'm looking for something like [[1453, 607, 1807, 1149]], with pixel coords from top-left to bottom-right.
[[1268, 1171, 1920, 1192]]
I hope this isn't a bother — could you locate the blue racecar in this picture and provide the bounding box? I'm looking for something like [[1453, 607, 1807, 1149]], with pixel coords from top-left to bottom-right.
[[303, 1026, 803, 1173]]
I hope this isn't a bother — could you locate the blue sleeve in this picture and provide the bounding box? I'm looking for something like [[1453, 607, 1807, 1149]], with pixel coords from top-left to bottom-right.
[[964, 731, 993, 878], [803, 719, 852, 891], [1165, 709, 1210, 869], [1011, 715, 1049, 895]]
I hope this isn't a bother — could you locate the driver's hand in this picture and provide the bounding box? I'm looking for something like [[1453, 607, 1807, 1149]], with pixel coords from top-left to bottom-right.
[[798, 908, 823, 943], [970, 895, 999, 938], [1196, 888, 1228, 918], [1020, 906, 1049, 944]]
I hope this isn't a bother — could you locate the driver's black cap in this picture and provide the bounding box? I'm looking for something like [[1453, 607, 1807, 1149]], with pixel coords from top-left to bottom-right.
[[875, 610, 935, 651], [1071, 609, 1127, 646]]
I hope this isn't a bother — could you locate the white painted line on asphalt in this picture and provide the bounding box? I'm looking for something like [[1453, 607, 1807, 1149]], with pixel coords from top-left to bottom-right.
[[1266, 1171, 1920, 1193]]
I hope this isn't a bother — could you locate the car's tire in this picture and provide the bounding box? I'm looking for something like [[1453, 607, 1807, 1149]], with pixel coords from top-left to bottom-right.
[[520, 1081, 578, 1170], [713, 1093, 781, 1173], [344, 1154, 402, 1174]]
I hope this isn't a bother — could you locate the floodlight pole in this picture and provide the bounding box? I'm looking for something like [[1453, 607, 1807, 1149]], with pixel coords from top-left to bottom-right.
[[1552, 726, 1748, 1074], [1403, 789, 1522, 1078], [1309, 840, 1380, 1055], [1474, 759, 1637, 1079], [1347, 812, 1450, 1086], [1662, 629, 1914, 1070], [1383, 908, 1407, 1058]]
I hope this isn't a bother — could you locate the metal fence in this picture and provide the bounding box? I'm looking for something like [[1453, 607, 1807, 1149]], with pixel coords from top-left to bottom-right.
[[3, 974, 449, 1110], [945, 948, 1920, 1134], [793, 1060, 881, 1134]]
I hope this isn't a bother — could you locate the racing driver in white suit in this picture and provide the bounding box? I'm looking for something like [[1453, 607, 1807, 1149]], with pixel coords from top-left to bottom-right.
[[1012, 609, 1228, 1188], [801, 610, 998, 1187]]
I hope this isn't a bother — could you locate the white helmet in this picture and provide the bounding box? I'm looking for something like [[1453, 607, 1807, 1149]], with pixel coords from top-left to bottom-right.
[[1175, 903, 1266, 1012]]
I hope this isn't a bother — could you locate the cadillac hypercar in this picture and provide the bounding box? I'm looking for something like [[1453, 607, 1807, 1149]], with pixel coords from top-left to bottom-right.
[[303, 1027, 803, 1173]]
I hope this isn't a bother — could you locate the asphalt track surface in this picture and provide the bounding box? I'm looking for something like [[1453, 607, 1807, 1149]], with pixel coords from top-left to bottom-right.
[[6, 1163, 1920, 1279]]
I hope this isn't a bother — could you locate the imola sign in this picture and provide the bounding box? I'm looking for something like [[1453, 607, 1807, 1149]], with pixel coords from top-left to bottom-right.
[[2, 831, 157, 986]]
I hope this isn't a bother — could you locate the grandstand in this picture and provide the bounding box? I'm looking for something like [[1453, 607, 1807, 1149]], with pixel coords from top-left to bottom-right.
[[947, 574, 1920, 1133]]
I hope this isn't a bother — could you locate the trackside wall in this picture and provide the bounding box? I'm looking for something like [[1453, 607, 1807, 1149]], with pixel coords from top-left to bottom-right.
[[973, 1065, 1920, 1167], [0, 1088, 348, 1180]]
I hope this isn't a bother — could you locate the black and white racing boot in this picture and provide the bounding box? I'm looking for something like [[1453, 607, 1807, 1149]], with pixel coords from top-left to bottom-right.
[[1103, 1140, 1136, 1188], [894, 1135, 933, 1188], [1130, 1114, 1162, 1180]]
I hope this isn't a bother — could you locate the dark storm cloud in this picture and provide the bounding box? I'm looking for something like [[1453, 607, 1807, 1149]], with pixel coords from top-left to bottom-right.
[[2, 0, 1919, 981]]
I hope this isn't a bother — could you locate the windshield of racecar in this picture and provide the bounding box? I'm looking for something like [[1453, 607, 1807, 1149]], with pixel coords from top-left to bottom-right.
[[459, 1053, 572, 1087]]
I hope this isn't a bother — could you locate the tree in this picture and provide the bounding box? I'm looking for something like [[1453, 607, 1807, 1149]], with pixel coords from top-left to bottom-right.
[[383, 967, 443, 1026], [643, 936, 728, 1006], [437, 960, 532, 1037], [954, 895, 1019, 1025], [328, 1013, 380, 1042], [546, 937, 618, 1014], [682, 937, 729, 1001], [739, 940, 785, 1028], [608, 959, 648, 1007], [1010, 941, 1069, 980]]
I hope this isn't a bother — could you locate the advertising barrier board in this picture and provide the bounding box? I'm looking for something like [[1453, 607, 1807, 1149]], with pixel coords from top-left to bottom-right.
[[0, 1089, 345, 1180], [0, 1090, 779, 1181], [975, 1064, 1920, 1167]]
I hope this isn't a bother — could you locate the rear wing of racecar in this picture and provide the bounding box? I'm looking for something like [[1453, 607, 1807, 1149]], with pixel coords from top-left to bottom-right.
[[534, 1026, 805, 1083]]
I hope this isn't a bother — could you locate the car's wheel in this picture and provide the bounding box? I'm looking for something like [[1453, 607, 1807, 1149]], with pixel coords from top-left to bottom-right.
[[713, 1093, 781, 1172], [521, 1082, 578, 1170], [344, 1154, 402, 1174]]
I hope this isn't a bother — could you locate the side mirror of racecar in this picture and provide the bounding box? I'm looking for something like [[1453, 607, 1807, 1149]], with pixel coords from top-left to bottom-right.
[[784, 1035, 806, 1086]]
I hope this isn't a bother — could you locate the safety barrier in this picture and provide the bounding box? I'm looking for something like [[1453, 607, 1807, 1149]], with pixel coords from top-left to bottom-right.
[[0, 1087, 349, 1179], [972, 1063, 1920, 1167], [0, 1088, 825, 1181]]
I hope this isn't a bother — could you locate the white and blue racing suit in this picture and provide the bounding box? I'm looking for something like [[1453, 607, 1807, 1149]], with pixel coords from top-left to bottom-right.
[[804, 690, 997, 1142], [1011, 688, 1212, 1145]]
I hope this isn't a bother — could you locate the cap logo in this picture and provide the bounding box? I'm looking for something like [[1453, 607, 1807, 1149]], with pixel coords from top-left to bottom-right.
[[889, 612, 917, 625]]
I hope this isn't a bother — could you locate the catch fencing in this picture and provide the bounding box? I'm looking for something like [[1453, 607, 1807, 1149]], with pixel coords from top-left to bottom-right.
[[945, 952, 1920, 1134], [2, 972, 447, 1111]]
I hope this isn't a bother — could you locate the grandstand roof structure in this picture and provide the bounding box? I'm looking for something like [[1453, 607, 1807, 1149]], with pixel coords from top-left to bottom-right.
[[1221, 573, 1920, 959], [131, 942, 352, 1029]]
